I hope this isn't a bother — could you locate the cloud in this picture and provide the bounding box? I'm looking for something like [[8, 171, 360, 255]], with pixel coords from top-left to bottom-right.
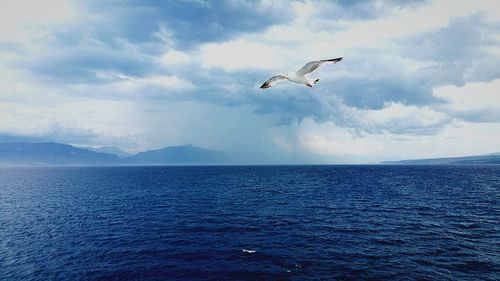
[[200, 39, 284, 71], [403, 15, 500, 86], [293, 118, 500, 162], [94, 71, 195, 92], [359, 102, 451, 135], [0, 98, 144, 149], [159, 50, 191, 67], [1, 0, 500, 162], [194, 0, 500, 135], [433, 79, 500, 122], [0, 0, 77, 44], [83, 0, 293, 47]]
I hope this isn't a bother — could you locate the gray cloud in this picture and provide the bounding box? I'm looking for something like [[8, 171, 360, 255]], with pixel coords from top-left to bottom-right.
[[403, 15, 500, 85], [1, 0, 499, 161], [242, 13, 500, 134]]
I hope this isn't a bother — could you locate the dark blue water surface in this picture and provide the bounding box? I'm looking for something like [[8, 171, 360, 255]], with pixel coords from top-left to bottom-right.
[[1, 165, 499, 280]]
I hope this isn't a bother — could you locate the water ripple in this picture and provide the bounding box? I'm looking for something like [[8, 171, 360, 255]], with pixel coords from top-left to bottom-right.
[[0, 165, 499, 280]]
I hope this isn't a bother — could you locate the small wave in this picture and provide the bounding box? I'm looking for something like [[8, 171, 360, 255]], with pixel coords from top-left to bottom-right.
[[242, 249, 256, 253]]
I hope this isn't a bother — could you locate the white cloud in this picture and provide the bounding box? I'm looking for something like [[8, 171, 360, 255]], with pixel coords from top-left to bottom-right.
[[300, 131, 385, 157], [360, 102, 450, 133], [0, 99, 145, 149], [433, 79, 500, 121], [134, 75, 194, 90], [0, 0, 79, 45], [159, 50, 191, 67], [200, 39, 285, 71], [154, 23, 176, 48], [95, 71, 195, 93], [199, 0, 500, 73], [0, 67, 73, 104], [1, 0, 499, 162], [293, 117, 500, 162]]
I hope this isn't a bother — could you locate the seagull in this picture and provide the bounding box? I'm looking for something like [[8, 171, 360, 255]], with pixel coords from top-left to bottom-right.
[[260, 57, 343, 89]]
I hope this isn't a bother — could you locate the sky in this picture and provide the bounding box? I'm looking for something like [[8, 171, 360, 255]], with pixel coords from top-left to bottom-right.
[[0, 0, 499, 163]]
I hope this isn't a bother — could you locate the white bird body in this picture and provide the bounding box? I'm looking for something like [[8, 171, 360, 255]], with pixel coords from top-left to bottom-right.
[[285, 73, 309, 85], [260, 57, 342, 89]]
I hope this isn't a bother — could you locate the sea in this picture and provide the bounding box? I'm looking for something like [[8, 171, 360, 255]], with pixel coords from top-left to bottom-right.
[[0, 165, 498, 280]]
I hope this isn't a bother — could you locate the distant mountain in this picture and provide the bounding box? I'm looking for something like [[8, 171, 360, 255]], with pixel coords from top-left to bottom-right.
[[383, 153, 500, 164], [83, 146, 131, 158], [126, 144, 227, 165], [0, 142, 229, 166], [0, 142, 121, 166]]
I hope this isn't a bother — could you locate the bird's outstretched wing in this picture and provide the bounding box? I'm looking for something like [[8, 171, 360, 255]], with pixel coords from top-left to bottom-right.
[[260, 75, 287, 89], [295, 57, 343, 76]]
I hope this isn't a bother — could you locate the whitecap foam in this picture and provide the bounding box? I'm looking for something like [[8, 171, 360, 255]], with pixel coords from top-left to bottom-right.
[[242, 249, 256, 253]]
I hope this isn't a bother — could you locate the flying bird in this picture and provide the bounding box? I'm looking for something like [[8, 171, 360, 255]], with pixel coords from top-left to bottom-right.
[[260, 57, 343, 89]]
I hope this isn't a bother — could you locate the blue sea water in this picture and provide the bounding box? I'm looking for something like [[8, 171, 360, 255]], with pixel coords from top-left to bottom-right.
[[0, 165, 499, 280]]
